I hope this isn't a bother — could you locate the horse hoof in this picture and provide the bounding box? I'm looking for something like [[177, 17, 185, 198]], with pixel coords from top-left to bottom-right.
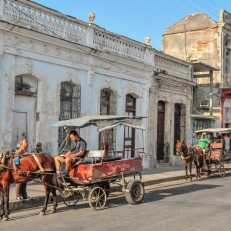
[[50, 209, 56, 214], [1, 216, 9, 222], [39, 211, 45, 216]]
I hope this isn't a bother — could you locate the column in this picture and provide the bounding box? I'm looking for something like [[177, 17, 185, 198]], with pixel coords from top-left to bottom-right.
[[147, 87, 158, 168], [185, 96, 192, 144], [169, 102, 175, 166], [163, 102, 170, 163]]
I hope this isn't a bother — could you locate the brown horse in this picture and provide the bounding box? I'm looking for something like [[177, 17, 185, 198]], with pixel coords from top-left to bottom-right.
[[0, 151, 58, 221], [176, 140, 203, 181]]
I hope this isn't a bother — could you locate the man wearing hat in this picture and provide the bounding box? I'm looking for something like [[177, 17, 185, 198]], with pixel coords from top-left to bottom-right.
[[34, 142, 43, 153]]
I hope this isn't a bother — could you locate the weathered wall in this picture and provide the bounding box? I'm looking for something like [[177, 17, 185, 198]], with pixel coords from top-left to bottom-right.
[[162, 12, 221, 122]]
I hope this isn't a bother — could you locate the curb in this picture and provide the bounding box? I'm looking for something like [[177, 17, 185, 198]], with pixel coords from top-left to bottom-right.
[[9, 167, 231, 212]]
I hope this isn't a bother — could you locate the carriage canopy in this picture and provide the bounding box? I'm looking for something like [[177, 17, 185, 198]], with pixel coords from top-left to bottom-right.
[[51, 115, 146, 132], [194, 128, 231, 134]]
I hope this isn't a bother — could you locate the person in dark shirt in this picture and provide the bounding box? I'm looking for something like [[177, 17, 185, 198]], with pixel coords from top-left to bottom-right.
[[32, 142, 43, 153], [54, 130, 87, 174]]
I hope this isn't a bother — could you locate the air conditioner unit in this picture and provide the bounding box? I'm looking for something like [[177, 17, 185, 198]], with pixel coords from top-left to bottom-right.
[[200, 101, 209, 109]]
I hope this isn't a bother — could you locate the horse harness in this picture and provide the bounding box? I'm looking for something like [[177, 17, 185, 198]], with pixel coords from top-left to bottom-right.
[[0, 150, 49, 175]]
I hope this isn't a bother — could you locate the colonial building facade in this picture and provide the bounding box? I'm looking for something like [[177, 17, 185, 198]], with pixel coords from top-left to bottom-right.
[[0, 0, 193, 167]]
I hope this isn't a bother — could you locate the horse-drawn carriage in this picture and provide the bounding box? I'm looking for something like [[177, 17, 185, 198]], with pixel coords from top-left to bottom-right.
[[51, 115, 146, 210], [0, 116, 146, 221], [194, 128, 231, 177]]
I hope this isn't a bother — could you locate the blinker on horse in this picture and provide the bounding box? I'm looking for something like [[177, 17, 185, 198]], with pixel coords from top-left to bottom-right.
[[176, 140, 203, 181], [0, 151, 57, 222]]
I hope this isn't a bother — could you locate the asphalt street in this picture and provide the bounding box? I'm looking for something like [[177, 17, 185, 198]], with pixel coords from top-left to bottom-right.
[[1, 174, 231, 231]]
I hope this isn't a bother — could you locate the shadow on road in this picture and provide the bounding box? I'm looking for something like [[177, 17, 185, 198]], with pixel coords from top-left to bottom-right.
[[142, 183, 222, 204], [8, 174, 228, 222]]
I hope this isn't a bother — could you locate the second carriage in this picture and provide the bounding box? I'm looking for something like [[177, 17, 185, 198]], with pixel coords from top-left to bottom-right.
[[194, 128, 231, 177]]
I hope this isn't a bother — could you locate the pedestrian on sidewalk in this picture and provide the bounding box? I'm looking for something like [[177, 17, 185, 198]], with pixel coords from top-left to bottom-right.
[[32, 142, 43, 153], [14, 139, 30, 200]]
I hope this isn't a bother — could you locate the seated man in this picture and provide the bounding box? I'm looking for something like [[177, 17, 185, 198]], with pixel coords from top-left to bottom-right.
[[198, 133, 210, 153], [55, 130, 87, 175]]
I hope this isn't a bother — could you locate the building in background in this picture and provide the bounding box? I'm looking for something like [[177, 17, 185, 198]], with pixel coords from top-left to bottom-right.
[[162, 10, 231, 143], [0, 0, 193, 167]]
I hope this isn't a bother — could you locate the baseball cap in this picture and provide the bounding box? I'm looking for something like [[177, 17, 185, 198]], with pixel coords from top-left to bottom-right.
[[36, 142, 42, 146]]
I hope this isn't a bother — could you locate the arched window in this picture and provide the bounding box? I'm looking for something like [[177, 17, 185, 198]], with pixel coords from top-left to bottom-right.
[[99, 88, 117, 150], [58, 81, 81, 148]]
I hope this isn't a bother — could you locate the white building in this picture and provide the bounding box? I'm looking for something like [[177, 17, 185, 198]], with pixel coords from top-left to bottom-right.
[[0, 0, 194, 167]]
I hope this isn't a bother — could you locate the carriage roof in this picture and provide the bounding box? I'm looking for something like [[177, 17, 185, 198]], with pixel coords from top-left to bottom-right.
[[51, 115, 146, 132], [194, 128, 231, 134]]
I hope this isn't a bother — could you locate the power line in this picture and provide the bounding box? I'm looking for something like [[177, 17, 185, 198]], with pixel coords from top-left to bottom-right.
[[191, 0, 218, 18], [194, 0, 218, 15], [180, 0, 201, 12], [209, 0, 223, 10]]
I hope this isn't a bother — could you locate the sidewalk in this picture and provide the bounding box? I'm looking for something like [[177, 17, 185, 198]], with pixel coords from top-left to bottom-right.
[[8, 164, 231, 212]]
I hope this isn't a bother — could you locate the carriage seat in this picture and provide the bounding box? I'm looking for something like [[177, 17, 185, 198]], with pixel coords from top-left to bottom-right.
[[81, 150, 121, 164], [210, 142, 223, 150]]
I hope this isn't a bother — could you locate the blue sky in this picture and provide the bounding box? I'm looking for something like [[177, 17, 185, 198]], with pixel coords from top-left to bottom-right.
[[32, 0, 231, 50]]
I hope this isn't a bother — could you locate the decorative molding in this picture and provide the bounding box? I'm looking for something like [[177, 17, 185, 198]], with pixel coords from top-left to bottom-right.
[[67, 50, 71, 59], [87, 70, 94, 87], [155, 55, 191, 81], [13, 36, 18, 46], [43, 44, 47, 53], [4, 0, 87, 44], [66, 69, 72, 81], [28, 40, 33, 49], [93, 30, 145, 61], [26, 60, 33, 75], [55, 47, 60, 56]]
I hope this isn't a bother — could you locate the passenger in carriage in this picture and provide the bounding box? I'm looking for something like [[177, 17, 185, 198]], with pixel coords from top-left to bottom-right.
[[214, 133, 222, 143], [209, 133, 215, 143], [54, 130, 87, 176], [198, 133, 210, 153], [224, 133, 230, 152]]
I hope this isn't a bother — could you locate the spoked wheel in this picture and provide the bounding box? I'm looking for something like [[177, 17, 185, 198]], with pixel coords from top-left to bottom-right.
[[219, 165, 225, 177], [88, 186, 107, 210], [125, 180, 145, 205], [59, 190, 79, 207]]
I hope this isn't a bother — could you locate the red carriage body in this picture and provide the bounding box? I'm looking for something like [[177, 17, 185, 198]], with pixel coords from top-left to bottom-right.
[[69, 157, 142, 183]]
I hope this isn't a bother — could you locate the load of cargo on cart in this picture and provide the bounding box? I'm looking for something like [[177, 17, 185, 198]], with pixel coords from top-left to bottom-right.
[[51, 115, 146, 210], [194, 128, 231, 177]]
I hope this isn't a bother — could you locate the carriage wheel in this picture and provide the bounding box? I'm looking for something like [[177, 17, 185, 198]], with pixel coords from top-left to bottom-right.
[[88, 186, 107, 211], [60, 190, 79, 207], [125, 180, 145, 205], [219, 165, 225, 177]]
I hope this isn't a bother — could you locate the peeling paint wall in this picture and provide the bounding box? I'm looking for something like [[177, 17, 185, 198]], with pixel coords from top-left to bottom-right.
[[162, 12, 222, 122]]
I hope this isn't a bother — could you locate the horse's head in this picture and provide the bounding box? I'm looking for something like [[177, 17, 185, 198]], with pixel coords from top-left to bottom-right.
[[176, 140, 187, 156]]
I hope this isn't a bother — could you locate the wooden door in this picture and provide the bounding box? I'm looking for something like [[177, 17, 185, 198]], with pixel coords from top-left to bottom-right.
[[157, 101, 165, 160], [12, 94, 36, 152], [124, 95, 136, 159]]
